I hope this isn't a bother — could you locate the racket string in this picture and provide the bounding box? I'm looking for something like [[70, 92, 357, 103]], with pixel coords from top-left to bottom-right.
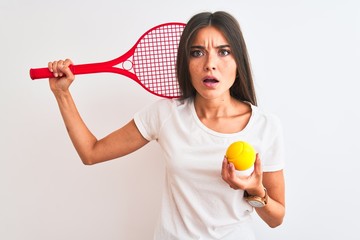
[[133, 24, 184, 97]]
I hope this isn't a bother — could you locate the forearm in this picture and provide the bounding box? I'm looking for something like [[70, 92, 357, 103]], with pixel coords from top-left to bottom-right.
[[254, 193, 285, 228], [54, 90, 97, 164], [246, 171, 286, 228]]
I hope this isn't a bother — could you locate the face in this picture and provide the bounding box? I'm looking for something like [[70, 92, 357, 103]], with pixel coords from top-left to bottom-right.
[[189, 26, 237, 101]]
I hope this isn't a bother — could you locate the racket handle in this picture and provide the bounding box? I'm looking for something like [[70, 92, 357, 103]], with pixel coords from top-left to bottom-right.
[[29, 67, 57, 80], [29, 66, 80, 80], [29, 63, 107, 80]]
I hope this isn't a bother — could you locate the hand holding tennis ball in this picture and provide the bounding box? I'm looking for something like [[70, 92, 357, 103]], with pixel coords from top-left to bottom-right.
[[225, 141, 256, 171]]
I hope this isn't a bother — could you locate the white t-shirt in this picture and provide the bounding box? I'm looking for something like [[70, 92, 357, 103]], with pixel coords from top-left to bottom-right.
[[134, 98, 285, 240]]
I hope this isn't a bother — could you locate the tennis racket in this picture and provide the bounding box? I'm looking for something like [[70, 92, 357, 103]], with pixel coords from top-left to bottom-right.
[[29, 22, 185, 99]]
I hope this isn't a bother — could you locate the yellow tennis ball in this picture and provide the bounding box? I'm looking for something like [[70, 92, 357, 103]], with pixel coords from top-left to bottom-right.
[[225, 141, 256, 171]]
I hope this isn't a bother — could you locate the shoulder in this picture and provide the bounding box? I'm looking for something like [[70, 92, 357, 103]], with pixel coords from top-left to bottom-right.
[[252, 105, 281, 125], [133, 98, 192, 141], [250, 105, 283, 134], [138, 98, 191, 114], [249, 106, 285, 170], [134, 97, 193, 127]]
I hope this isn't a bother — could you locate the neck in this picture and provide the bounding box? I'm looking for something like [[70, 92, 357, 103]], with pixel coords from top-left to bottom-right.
[[193, 94, 237, 119]]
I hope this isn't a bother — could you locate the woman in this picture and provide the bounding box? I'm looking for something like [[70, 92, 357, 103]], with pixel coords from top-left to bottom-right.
[[48, 11, 285, 240]]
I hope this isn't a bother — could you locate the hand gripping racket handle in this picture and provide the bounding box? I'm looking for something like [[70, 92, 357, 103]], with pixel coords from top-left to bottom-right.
[[29, 62, 112, 80]]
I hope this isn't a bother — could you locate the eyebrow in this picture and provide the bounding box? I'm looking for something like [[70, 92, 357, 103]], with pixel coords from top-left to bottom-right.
[[190, 44, 231, 49]]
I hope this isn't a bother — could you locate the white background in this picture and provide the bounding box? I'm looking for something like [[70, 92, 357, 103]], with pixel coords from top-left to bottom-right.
[[1, 0, 359, 239]]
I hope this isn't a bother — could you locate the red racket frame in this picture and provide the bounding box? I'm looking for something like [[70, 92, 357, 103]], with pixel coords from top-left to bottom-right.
[[30, 22, 186, 98]]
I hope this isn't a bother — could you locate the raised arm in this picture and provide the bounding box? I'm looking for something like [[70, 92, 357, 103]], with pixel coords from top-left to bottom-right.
[[48, 59, 149, 165]]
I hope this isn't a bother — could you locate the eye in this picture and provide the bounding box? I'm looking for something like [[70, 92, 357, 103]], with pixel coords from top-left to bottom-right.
[[219, 49, 231, 56], [190, 49, 204, 58]]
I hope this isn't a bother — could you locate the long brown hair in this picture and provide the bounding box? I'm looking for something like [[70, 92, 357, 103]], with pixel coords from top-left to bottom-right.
[[176, 11, 257, 106]]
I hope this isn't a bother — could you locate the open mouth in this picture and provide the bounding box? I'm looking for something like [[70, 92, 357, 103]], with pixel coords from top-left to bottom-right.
[[203, 78, 219, 88], [203, 78, 219, 83]]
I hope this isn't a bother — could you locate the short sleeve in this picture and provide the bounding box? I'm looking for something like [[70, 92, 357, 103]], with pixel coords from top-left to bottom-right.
[[261, 115, 286, 172], [133, 99, 173, 141]]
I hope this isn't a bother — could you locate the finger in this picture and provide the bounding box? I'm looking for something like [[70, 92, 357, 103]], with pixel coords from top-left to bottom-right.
[[254, 154, 262, 176], [60, 59, 75, 79], [51, 61, 60, 78], [228, 162, 237, 179], [221, 157, 228, 176], [48, 62, 54, 73], [221, 157, 231, 183], [62, 64, 75, 80], [63, 58, 73, 67], [57, 60, 65, 77], [48, 61, 58, 79], [222, 158, 242, 190], [227, 163, 242, 186]]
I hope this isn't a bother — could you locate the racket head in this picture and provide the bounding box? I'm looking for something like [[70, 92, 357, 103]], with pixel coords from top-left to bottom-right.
[[131, 22, 186, 98]]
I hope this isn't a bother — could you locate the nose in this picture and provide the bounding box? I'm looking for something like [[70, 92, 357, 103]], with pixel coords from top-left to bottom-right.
[[204, 54, 216, 71], [204, 66, 216, 71]]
